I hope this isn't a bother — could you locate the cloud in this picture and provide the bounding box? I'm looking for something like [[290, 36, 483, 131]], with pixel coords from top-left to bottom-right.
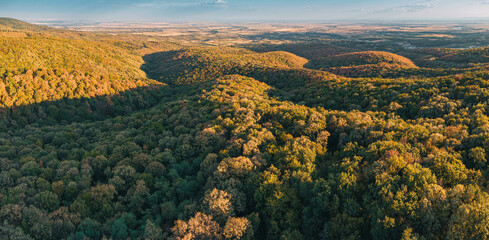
[[132, 0, 207, 8], [468, 0, 489, 5], [393, 3, 434, 12], [203, 0, 229, 7], [133, 0, 229, 9], [375, 3, 434, 13]]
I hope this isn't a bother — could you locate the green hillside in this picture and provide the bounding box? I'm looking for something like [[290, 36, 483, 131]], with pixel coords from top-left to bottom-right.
[[142, 46, 310, 85], [317, 51, 417, 68]]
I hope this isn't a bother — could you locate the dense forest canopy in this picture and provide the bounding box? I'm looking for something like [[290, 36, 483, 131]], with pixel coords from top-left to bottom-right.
[[2, 18, 489, 240]]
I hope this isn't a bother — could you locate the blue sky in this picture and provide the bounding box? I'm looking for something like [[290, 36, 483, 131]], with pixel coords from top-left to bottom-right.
[[1, 0, 488, 22]]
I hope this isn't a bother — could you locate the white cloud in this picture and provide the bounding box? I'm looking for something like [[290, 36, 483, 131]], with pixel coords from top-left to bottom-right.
[[133, 0, 214, 8], [201, 0, 229, 8], [375, 3, 434, 13]]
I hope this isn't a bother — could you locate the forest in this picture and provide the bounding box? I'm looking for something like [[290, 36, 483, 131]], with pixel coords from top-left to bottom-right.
[[2, 18, 489, 239]]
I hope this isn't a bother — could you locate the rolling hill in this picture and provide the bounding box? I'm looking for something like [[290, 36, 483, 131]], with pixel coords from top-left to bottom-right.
[[141, 45, 344, 92], [316, 51, 417, 68]]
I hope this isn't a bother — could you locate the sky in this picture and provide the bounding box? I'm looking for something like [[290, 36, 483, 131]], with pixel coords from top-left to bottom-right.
[[1, 0, 489, 22]]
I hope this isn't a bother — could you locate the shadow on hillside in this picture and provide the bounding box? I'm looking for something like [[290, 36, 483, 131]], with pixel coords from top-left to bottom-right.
[[240, 41, 358, 71], [141, 50, 187, 85], [0, 83, 172, 130], [0, 49, 216, 130], [140, 49, 337, 87], [138, 49, 338, 105]]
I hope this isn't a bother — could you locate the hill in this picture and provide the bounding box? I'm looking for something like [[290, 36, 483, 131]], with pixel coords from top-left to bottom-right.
[[247, 41, 355, 61], [0, 18, 51, 32], [143, 46, 309, 84], [0, 20, 184, 127], [420, 47, 489, 65], [316, 51, 417, 68], [141, 46, 342, 89], [247, 43, 421, 77], [0, 33, 166, 107]]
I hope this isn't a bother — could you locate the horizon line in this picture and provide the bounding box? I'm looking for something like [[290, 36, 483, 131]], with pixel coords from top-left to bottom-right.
[[5, 17, 489, 25]]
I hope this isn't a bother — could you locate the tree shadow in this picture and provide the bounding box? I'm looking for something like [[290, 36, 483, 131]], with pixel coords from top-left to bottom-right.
[[138, 49, 339, 109], [141, 50, 188, 85], [0, 83, 172, 130]]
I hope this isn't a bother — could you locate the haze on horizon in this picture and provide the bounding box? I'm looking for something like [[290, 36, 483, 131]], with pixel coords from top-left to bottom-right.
[[0, 0, 488, 22]]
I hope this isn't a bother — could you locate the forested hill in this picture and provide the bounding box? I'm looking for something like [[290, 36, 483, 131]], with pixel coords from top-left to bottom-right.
[[0, 18, 52, 32], [2, 19, 489, 240], [0, 19, 171, 108], [0, 19, 183, 128]]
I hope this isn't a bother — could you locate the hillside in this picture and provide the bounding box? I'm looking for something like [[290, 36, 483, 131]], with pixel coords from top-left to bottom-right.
[[415, 47, 489, 66], [0, 20, 184, 128], [316, 51, 417, 68], [141, 45, 344, 91], [142, 46, 310, 85], [0, 18, 51, 32], [248, 43, 424, 77], [247, 41, 356, 61]]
